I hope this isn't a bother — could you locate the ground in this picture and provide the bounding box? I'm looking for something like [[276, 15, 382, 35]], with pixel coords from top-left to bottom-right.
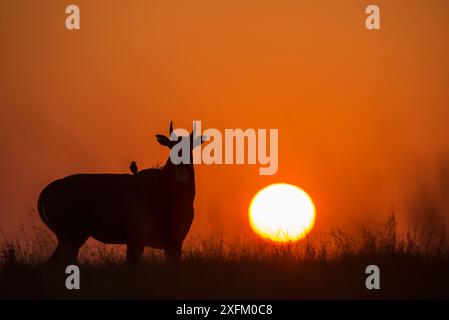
[[1, 215, 449, 299]]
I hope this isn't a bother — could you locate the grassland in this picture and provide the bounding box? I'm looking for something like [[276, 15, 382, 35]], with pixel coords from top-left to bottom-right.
[[1, 214, 449, 299]]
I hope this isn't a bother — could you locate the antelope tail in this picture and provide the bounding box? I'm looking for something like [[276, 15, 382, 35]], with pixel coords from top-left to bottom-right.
[[37, 192, 52, 230]]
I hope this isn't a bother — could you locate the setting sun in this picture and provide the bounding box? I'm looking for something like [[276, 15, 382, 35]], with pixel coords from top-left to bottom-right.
[[249, 184, 316, 243]]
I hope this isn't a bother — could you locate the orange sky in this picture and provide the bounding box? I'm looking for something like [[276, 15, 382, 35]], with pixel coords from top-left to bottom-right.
[[1, 1, 449, 239]]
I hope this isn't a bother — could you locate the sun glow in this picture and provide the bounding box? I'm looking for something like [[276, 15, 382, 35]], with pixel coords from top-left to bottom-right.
[[249, 183, 316, 243]]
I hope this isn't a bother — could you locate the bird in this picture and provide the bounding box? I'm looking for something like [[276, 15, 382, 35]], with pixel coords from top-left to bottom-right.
[[130, 161, 138, 175]]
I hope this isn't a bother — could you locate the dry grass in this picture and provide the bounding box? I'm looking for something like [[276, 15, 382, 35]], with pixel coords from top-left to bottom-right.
[[1, 213, 449, 299]]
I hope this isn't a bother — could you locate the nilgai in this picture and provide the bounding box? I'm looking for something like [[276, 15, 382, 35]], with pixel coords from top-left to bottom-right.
[[38, 122, 205, 264]]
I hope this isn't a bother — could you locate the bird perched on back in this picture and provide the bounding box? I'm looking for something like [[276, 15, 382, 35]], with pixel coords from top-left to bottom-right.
[[130, 161, 138, 175]]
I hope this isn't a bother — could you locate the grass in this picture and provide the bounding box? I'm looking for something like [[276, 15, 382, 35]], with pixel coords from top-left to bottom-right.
[[1, 214, 449, 299]]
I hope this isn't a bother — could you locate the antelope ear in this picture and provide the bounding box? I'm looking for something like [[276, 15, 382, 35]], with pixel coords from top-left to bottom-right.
[[192, 135, 207, 148], [156, 134, 171, 147]]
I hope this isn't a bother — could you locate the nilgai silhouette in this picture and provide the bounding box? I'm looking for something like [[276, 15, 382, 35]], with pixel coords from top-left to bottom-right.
[[38, 122, 206, 264]]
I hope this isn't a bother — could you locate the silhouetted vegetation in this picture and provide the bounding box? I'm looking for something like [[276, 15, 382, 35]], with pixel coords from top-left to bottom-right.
[[1, 213, 448, 299]]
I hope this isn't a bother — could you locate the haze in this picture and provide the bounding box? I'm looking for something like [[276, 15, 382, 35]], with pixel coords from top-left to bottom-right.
[[1, 0, 449, 239]]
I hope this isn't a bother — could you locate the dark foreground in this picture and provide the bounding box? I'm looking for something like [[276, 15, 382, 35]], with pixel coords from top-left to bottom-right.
[[1, 214, 449, 299], [1, 250, 449, 299]]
